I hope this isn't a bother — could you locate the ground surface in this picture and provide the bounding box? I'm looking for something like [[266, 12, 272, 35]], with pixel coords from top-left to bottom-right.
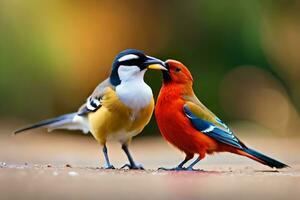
[[0, 123, 299, 200]]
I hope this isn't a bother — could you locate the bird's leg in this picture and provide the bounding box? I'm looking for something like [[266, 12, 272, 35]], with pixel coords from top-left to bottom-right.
[[102, 145, 115, 169], [185, 156, 201, 171], [121, 143, 144, 170], [158, 153, 194, 171]]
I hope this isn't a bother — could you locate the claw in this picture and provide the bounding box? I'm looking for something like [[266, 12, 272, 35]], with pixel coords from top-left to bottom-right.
[[158, 166, 202, 172], [185, 167, 203, 172], [103, 165, 115, 169], [133, 164, 144, 170], [158, 166, 186, 171], [121, 163, 144, 170], [186, 167, 196, 171], [121, 164, 130, 169]]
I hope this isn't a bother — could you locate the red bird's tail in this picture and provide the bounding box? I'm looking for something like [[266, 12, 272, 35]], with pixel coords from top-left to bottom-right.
[[237, 148, 289, 169]]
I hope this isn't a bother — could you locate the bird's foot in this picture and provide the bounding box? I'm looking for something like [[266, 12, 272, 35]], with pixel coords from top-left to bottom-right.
[[185, 166, 204, 172], [185, 167, 200, 171], [158, 166, 202, 172], [103, 165, 115, 170], [121, 163, 144, 170], [158, 166, 186, 171]]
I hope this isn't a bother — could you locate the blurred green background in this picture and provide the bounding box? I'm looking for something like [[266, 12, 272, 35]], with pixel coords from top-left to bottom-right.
[[1, 0, 300, 137]]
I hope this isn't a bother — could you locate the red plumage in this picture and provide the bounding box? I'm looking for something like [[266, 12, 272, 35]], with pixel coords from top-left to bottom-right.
[[156, 82, 215, 159], [155, 59, 288, 170]]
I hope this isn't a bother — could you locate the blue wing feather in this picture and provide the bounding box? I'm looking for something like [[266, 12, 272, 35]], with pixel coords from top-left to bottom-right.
[[183, 105, 244, 149]]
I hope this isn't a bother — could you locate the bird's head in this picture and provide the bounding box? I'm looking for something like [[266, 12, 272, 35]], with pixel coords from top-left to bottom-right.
[[110, 49, 166, 86], [162, 59, 193, 85]]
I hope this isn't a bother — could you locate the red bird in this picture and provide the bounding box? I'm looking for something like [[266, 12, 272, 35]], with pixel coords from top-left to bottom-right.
[[155, 59, 288, 170]]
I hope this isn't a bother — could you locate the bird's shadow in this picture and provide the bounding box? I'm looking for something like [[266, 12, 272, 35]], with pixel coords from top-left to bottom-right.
[[254, 170, 280, 173]]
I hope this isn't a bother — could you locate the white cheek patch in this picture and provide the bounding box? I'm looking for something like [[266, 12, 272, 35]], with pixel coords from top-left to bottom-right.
[[118, 65, 140, 81], [118, 54, 139, 62]]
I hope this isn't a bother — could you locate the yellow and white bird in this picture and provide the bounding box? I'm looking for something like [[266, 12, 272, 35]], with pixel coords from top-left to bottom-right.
[[15, 49, 166, 169]]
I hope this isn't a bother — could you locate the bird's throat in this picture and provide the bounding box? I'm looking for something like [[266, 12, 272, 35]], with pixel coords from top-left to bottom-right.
[[116, 77, 153, 110]]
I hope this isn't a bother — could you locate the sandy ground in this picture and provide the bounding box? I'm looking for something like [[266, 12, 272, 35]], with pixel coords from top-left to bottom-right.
[[0, 123, 300, 200]]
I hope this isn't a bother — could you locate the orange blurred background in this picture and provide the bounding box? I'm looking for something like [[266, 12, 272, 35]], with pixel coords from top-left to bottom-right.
[[0, 0, 300, 137]]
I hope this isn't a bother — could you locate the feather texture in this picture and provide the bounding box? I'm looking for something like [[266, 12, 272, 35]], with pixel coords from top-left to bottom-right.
[[183, 104, 244, 149], [155, 59, 288, 169], [78, 78, 115, 115], [14, 113, 89, 134]]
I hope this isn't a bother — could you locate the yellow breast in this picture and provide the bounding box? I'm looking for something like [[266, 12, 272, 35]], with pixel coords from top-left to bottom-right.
[[88, 87, 154, 144]]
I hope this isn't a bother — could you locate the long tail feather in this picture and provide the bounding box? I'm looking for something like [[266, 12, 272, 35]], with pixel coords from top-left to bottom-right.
[[239, 148, 289, 169], [14, 113, 89, 134]]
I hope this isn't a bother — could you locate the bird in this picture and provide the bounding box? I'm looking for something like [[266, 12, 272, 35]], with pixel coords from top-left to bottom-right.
[[155, 59, 288, 171], [15, 49, 167, 170]]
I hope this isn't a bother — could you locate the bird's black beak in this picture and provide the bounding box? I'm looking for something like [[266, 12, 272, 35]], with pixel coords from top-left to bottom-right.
[[144, 56, 167, 71]]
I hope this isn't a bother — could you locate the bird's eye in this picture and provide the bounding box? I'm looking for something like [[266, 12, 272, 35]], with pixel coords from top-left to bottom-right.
[[175, 67, 181, 72]]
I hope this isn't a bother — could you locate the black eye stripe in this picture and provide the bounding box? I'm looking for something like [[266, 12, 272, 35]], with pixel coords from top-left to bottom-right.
[[119, 57, 146, 66], [119, 60, 138, 66]]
